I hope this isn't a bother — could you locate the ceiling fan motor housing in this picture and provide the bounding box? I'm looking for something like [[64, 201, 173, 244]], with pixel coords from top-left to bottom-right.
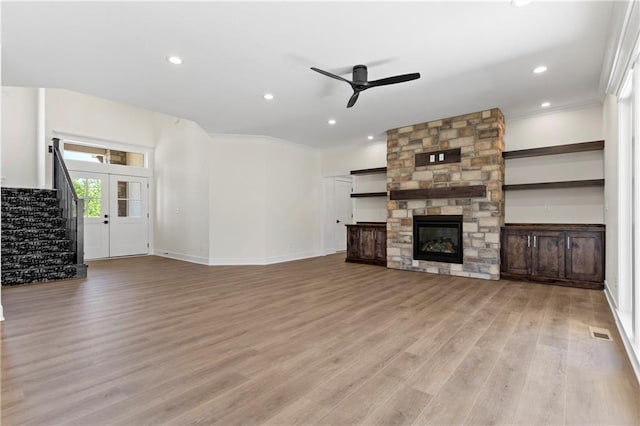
[[353, 65, 368, 83]]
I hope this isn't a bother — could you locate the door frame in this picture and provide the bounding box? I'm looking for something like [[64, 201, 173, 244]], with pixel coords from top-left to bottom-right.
[[57, 132, 154, 257], [321, 175, 353, 255]]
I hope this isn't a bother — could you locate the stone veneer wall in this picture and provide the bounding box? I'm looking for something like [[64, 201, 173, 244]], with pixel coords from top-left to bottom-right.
[[386, 108, 505, 280]]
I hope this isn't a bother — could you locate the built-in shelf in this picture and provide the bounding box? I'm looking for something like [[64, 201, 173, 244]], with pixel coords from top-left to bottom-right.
[[502, 140, 604, 159], [350, 167, 387, 175], [502, 140, 605, 192], [351, 192, 387, 198], [502, 179, 605, 191]]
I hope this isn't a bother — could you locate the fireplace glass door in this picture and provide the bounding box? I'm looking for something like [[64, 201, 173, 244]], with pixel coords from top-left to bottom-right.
[[413, 215, 463, 264]]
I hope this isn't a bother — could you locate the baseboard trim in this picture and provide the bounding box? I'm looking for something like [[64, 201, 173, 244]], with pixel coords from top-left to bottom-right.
[[153, 249, 209, 266], [154, 250, 326, 267], [209, 251, 323, 266], [604, 285, 640, 385]]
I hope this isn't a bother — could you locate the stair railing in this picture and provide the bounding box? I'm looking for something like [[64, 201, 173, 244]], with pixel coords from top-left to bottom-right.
[[51, 138, 84, 265]]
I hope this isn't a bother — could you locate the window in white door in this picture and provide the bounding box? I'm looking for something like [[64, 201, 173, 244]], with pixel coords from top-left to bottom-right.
[[73, 178, 103, 218], [117, 181, 142, 217]]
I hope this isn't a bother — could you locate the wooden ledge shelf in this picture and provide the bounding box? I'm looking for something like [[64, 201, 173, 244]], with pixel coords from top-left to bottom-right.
[[350, 167, 387, 175], [390, 185, 486, 200], [502, 179, 604, 191], [503, 140, 604, 159], [350, 192, 387, 198]]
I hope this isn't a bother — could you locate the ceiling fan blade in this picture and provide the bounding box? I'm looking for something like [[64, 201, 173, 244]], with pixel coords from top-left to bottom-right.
[[311, 67, 353, 86], [368, 73, 421, 87], [347, 91, 360, 108]]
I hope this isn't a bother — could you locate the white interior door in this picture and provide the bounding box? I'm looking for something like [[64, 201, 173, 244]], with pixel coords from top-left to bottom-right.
[[109, 175, 149, 257], [71, 172, 110, 259], [334, 178, 353, 251]]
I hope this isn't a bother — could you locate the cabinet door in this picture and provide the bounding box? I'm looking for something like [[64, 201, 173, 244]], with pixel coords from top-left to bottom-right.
[[374, 227, 387, 262], [565, 231, 604, 283], [347, 227, 360, 259], [359, 227, 376, 260], [531, 231, 565, 279], [501, 230, 531, 275]]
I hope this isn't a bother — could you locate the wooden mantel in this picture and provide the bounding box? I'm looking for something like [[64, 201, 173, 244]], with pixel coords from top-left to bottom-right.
[[389, 185, 486, 200]]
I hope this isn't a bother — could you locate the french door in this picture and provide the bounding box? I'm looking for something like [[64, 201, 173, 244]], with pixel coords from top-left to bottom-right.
[[71, 171, 149, 259]]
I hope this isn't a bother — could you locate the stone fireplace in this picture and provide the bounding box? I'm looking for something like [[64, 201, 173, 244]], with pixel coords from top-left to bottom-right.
[[386, 109, 505, 280]]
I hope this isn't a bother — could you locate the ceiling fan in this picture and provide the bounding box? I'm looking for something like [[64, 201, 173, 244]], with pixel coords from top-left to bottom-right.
[[310, 64, 420, 108]]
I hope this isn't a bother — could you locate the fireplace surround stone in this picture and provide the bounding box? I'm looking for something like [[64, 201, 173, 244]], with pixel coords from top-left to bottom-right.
[[386, 108, 505, 280]]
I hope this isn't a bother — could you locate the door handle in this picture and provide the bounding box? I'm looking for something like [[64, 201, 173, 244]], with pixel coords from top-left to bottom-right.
[[336, 220, 341, 224], [567, 236, 571, 249], [533, 235, 537, 248], [527, 235, 530, 248], [103, 220, 109, 224], [104, 214, 109, 218]]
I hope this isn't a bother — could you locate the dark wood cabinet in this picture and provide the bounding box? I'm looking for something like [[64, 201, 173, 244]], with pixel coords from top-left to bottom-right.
[[501, 224, 604, 289], [531, 231, 565, 279], [565, 231, 604, 283], [346, 223, 387, 266], [501, 230, 530, 276]]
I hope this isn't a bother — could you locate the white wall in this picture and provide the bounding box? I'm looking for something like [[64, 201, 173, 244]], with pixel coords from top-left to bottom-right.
[[45, 89, 157, 148], [504, 105, 605, 224], [320, 140, 386, 176], [1, 87, 38, 187], [321, 140, 388, 225], [505, 104, 603, 150], [153, 114, 211, 263], [209, 135, 322, 264]]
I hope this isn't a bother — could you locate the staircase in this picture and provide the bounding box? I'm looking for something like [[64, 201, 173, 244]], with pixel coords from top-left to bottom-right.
[[1, 187, 87, 286]]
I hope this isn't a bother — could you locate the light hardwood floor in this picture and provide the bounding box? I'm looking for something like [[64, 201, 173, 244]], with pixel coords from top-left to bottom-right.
[[1, 254, 638, 425]]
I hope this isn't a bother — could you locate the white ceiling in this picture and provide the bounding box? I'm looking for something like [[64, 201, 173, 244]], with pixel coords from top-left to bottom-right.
[[2, 1, 615, 148]]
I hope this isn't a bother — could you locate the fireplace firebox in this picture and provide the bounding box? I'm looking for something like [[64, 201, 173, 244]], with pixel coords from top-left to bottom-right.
[[413, 215, 463, 264]]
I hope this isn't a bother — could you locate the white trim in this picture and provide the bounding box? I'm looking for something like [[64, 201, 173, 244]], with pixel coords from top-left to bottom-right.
[[604, 286, 640, 386], [52, 131, 154, 155], [608, 1, 640, 96], [66, 160, 151, 178], [153, 249, 210, 266], [37, 88, 46, 188], [0, 305, 4, 322], [209, 251, 323, 266]]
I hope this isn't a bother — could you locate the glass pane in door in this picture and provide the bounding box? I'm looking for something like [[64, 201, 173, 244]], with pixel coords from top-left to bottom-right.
[[72, 177, 102, 218], [117, 181, 141, 217]]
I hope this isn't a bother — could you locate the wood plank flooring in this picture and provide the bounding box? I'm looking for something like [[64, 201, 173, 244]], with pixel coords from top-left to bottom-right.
[[1, 254, 638, 425]]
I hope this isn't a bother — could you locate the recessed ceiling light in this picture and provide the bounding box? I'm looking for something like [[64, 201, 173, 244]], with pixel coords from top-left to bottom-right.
[[533, 65, 548, 74], [541, 102, 551, 108], [328, 119, 337, 125], [263, 93, 274, 100], [367, 135, 374, 140], [167, 56, 183, 65]]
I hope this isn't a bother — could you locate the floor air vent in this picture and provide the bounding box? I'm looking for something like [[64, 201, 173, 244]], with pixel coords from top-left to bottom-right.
[[589, 326, 612, 341]]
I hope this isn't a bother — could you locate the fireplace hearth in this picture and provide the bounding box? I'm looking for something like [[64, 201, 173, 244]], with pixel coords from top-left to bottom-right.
[[413, 215, 463, 264]]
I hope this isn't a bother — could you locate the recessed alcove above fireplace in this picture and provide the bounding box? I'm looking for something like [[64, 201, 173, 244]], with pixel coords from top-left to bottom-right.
[[413, 215, 463, 264]]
